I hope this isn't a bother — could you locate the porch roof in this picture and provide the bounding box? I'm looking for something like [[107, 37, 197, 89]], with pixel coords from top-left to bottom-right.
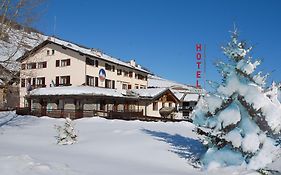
[[27, 86, 179, 102], [29, 86, 130, 98]]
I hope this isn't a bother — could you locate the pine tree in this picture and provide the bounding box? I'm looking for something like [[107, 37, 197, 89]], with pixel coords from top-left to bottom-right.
[[192, 28, 281, 171], [55, 118, 78, 145]]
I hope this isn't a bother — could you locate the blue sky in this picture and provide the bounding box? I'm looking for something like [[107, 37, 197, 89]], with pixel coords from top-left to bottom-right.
[[36, 0, 281, 88]]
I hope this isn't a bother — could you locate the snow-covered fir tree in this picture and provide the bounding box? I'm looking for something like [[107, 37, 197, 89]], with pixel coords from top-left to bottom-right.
[[55, 118, 78, 145], [192, 28, 281, 171]]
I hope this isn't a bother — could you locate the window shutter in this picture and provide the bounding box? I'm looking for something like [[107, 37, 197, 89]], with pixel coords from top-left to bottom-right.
[[32, 78, 36, 85], [112, 80, 115, 89], [56, 60, 60, 67], [42, 77, 45, 86], [56, 76, 59, 86], [95, 77, 98, 87], [66, 76, 70, 85], [21, 78, 26, 87]]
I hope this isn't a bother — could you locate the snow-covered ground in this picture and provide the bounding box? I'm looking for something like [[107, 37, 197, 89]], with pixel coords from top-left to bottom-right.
[[0, 111, 280, 175]]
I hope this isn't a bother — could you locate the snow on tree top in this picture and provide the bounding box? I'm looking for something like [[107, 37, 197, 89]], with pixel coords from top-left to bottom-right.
[[192, 28, 281, 171]]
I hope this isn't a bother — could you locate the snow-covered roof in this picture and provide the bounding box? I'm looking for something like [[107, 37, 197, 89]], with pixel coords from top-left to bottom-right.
[[30, 86, 127, 98], [131, 88, 168, 98], [20, 36, 150, 74], [148, 75, 204, 93], [170, 89, 199, 102], [29, 86, 173, 100], [182, 93, 199, 101], [148, 75, 188, 88]]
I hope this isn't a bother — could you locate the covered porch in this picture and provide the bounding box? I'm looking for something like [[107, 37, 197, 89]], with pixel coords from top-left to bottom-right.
[[26, 95, 144, 119]]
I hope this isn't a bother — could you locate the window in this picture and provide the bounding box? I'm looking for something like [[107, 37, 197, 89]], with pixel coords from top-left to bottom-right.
[[122, 84, 127, 90], [153, 102, 158, 111], [135, 84, 139, 89], [117, 69, 122, 75], [104, 79, 115, 89], [38, 62, 47, 68], [21, 78, 25, 87], [61, 59, 70, 66], [56, 76, 70, 86], [100, 101, 105, 111], [105, 79, 112, 88], [86, 75, 95, 86], [169, 103, 172, 108], [137, 74, 144, 80], [105, 63, 111, 70], [47, 50, 55, 55], [56, 60, 60, 67], [105, 63, 115, 71], [128, 84, 132, 89], [95, 60, 98, 67], [21, 64, 26, 70], [95, 77, 98, 87], [124, 71, 129, 77], [140, 85, 146, 89], [129, 71, 133, 78], [27, 63, 36, 69], [61, 76, 70, 85], [27, 78, 31, 84], [86, 57, 95, 66], [136, 74, 147, 81], [36, 77, 46, 87]]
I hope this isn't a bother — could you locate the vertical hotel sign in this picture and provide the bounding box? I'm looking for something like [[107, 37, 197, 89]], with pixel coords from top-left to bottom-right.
[[195, 43, 206, 88]]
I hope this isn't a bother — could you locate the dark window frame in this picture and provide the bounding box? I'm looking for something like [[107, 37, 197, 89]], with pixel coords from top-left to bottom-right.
[[21, 78, 26, 87], [38, 61, 47, 68], [153, 102, 158, 111], [21, 64, 26, 70]]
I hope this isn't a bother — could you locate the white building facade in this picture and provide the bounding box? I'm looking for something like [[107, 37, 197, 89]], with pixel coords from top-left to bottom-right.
[[19, 37, 149, 107]]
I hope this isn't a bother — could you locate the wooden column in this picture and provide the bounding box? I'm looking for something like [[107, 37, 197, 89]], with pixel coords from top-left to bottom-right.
[[40, 99, 47, 117]]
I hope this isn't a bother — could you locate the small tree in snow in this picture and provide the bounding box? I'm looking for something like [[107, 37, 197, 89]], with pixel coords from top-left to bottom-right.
[[192, 28, 281, 171], [55, 118, 78, 145]]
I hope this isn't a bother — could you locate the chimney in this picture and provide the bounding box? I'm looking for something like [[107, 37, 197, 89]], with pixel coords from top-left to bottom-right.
[[130, 59, 136, 67]]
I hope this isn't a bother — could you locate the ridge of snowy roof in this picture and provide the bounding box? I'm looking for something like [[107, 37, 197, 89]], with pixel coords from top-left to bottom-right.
[[148, 75, 205, 95], [131, 87, 168, 98], [44, 37, 150, 74]]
